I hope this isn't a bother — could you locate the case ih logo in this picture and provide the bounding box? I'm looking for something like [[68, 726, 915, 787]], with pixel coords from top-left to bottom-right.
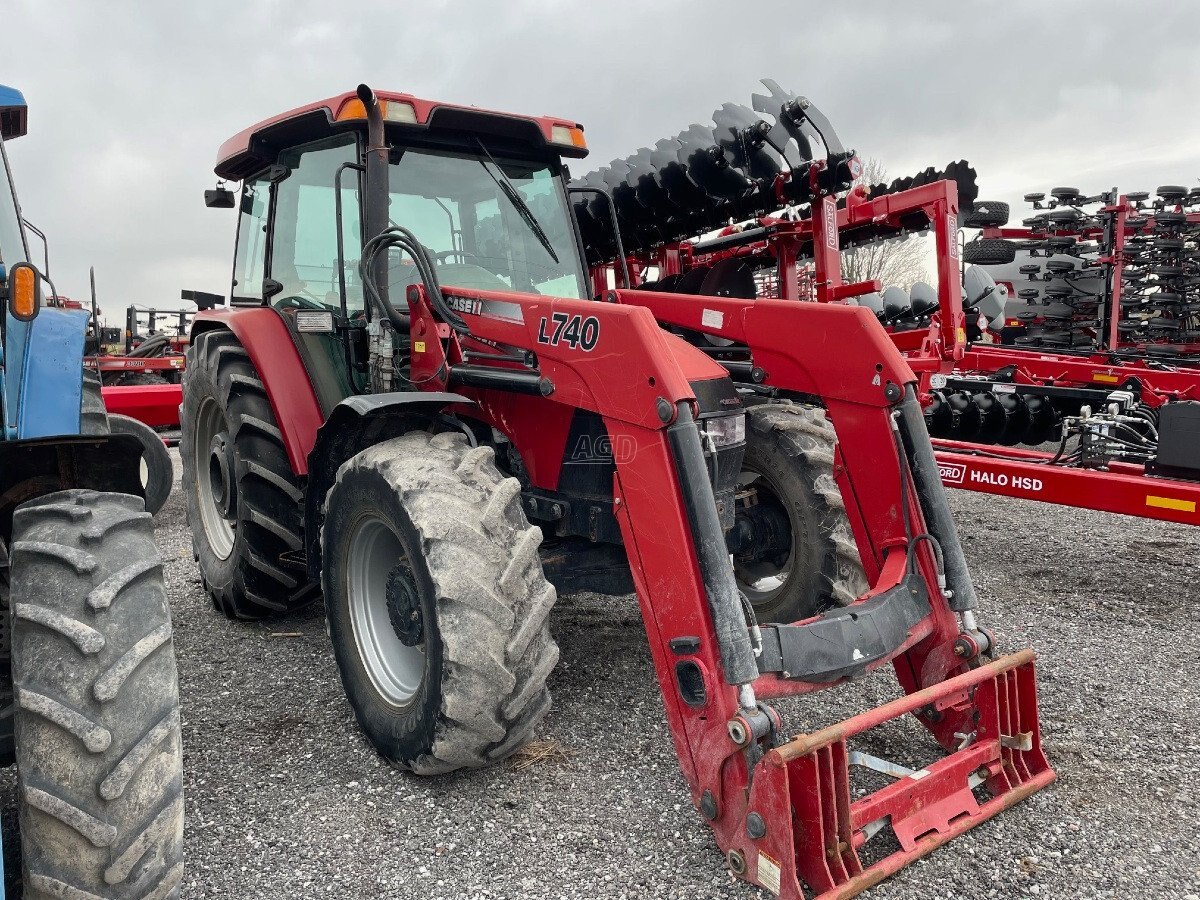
[[938, 462, 966, 485]]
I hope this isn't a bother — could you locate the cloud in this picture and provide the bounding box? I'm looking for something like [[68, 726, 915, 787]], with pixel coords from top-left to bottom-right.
[[1, 0, 1195, 319]]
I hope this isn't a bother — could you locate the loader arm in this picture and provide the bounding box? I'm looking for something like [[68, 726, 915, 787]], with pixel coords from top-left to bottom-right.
[[396, 282, 1053, 899]]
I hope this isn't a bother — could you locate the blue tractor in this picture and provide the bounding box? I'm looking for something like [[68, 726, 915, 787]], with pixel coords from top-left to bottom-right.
[[0, 86, 183, 899]]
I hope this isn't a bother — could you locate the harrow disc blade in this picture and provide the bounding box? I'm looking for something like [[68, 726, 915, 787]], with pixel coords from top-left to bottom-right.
[[677, 122, 754, 202], [699, 257, 757, 299], [629, 147, 675, 221], [713, 101, 788, 184], [751, 77, 813, 164], [867, 160, 979, 209]]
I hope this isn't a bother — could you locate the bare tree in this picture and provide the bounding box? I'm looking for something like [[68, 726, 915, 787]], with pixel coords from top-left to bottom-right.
[[840, 158, 930, 291]]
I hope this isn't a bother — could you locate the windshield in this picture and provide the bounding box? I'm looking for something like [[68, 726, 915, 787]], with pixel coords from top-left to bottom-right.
[[386, 146, 587, 301], [0, 139, 27, 267]]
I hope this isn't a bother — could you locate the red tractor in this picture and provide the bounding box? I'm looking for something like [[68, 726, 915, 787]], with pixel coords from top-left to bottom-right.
[[183, 84, 1052, 898]]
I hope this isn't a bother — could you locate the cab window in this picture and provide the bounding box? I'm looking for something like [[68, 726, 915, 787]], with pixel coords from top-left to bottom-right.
[[269, 134, 363, 311]]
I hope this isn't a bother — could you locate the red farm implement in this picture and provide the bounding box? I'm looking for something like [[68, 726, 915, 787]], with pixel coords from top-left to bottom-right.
[[574, 80, 1200, 530], [180, 83, 1052, 898]]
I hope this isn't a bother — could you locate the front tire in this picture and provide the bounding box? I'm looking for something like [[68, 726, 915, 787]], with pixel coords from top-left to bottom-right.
[[734, 403, 868, 623], [11, 489, 183, 899], [181, 329, 315, 619], [322, 432, 559, 775]]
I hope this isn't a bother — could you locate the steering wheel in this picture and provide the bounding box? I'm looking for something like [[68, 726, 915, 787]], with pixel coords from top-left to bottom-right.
[[433, 249, 484, 266], [276, 291, 330, 311]]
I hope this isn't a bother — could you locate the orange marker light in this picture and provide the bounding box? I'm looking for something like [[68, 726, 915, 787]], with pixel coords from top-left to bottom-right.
[[551, 124, 587, 149], [336, 98, 418, 124], [8, 262, 40, 321]]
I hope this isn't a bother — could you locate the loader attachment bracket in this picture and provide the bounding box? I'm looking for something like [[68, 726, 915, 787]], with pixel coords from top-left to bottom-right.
[[738, 651, 1054, 899], [756, 575, 930, 682]]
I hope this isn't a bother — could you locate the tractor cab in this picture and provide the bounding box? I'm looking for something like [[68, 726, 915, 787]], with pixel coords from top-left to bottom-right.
[[204, 88, 600, 413], [214, 89, 590, 314]]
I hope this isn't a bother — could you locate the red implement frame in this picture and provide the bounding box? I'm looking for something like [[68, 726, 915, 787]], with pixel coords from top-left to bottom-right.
[[89, 356, 185, 377], [88, 356, 186, 428], [932, 440, 1200, 525], [594, 179, 1200, 529], [100, 383, 182, 428]]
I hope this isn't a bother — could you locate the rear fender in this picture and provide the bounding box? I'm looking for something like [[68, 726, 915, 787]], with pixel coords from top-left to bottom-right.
[[0, 434, 143, 540], [192, 308, 324, 475], [302, 392, 474, 580]]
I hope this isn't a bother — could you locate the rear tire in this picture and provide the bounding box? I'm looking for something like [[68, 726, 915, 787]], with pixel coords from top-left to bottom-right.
[[11, 489, 183, 899], [735, 403, 867, 623], [181, 330, 315, 619], [322, 432, 558, 775]]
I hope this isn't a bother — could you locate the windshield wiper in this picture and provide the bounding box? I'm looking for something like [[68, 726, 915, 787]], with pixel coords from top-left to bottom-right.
[[474, 137, 559, 265]]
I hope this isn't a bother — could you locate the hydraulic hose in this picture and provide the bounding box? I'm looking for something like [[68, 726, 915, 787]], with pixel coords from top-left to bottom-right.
[[895, 385, 980, 612], [666, 403, 759, 688]]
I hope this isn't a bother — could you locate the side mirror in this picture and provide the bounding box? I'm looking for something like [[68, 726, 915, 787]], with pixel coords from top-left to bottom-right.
[[262, 278, 284, 300], [205, 187, 236, 209], [181, 289, 225, 310], [6, 261, 42, 321]]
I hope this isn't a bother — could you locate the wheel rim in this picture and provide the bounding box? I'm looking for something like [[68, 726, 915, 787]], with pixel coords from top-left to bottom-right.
[[732, 466, 796, 606], [347, 516, 426, 707], [193, 397, 235, 560]]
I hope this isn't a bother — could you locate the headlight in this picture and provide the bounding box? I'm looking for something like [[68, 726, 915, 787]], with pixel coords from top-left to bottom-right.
[[704, 414, 745, 448]]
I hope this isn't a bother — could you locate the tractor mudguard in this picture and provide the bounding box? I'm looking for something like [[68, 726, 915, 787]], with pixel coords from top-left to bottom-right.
[[5, 305, 89, 439], [303, 391, 475, 580], [192, 309, 323, 475], [0, 433, 144, 533]]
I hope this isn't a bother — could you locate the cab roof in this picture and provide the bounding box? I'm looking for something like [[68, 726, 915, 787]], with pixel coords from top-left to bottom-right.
[[215, 88, 588, 181], [0, 85, 28, 140]]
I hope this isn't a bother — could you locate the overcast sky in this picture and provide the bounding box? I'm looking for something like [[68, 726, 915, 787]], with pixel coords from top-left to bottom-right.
[[3, 0, 1198, 319]]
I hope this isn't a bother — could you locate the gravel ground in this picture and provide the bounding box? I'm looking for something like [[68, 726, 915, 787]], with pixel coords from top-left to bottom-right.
[[5, 450, 1199, 899]]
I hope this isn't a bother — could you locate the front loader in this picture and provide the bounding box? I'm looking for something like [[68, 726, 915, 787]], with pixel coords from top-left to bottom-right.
[[184, 84, 1052, 898], [0, 86, 183, 899]]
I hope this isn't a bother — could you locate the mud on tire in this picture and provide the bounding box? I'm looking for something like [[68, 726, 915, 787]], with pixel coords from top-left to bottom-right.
[[11, 489, 183, 899], [737, 402, 868, 622], [322, 432, 559, 775], [181, 329, 315, 619]]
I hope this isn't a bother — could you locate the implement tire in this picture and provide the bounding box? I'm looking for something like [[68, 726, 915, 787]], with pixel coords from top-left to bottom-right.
[[181, 329, 315, 619], [962, 238, 1018, 265], [109, 414, 173, 516], [322, 432, 559, 775], [735, 403, 868, 623], [11, 489, 183, 899]]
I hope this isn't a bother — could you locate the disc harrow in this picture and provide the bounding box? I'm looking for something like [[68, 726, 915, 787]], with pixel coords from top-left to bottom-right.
[[572, 80, 862, 259]]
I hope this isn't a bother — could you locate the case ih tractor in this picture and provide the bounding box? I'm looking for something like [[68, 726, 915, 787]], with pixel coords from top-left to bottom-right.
[[0, 87, 183, 898], [185, 83, 1052, 897]]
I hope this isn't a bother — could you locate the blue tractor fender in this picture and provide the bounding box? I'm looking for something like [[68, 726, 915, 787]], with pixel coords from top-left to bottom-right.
[[3, 304, 89, 439]]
